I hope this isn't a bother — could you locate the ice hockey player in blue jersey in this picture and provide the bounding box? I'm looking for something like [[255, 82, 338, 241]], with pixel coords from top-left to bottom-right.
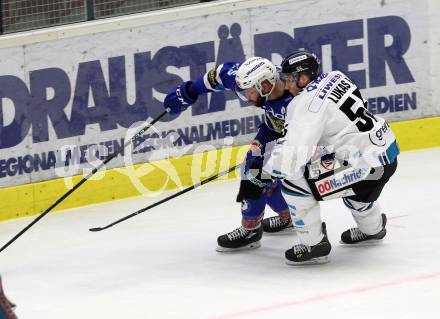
[[163, 57, 300, 251]]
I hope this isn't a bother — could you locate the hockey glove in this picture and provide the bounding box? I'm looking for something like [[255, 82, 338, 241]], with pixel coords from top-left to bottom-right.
[[164, 81, 198, 115], [236, 156, 271, 202], [244, 142, 264, 174]]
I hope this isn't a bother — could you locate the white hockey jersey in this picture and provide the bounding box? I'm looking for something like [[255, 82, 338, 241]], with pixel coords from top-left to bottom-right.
[[264, 70, 399, 180]]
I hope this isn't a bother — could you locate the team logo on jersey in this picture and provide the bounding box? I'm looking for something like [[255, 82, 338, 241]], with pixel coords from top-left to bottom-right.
[[321, 158, 336, 170], [266, 107, 286, 121]]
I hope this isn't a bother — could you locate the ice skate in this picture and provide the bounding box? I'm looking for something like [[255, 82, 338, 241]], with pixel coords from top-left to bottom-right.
[[285, 223, 331, 265], [261, 216, 294, 234], [216, 225, 263, 252], [340, 214, 387, 245]]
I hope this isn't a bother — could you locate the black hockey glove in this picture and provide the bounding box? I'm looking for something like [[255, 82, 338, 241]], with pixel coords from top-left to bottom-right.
[[236, 159, 271, 202]]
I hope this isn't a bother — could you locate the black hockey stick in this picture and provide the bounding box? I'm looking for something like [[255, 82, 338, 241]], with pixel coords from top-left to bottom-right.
[[0, 109, 170, 253], [89, 164, 240, 232]]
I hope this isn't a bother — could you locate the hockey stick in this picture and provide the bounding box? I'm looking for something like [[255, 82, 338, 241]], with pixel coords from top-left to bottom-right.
[[89, 164, 240, 232], [0, 109, 170, 253]]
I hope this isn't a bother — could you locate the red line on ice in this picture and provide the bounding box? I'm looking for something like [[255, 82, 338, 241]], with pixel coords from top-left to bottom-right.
[[208, 271, 440, 319]]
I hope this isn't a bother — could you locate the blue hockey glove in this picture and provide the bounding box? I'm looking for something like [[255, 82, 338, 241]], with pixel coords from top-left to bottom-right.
[[164, 81, 198, 115]]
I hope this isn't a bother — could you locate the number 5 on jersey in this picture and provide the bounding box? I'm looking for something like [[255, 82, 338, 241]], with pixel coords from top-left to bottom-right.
[[339, 88, 377, 132]]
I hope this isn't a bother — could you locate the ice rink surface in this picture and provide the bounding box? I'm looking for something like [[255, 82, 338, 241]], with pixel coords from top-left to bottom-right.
[[1, 148, 440, 319]]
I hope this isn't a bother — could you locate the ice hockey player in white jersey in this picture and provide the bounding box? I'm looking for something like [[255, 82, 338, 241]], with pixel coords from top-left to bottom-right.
[[239, 50, 399, 265]]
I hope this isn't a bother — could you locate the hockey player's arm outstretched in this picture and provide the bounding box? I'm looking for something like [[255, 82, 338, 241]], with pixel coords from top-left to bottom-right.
[[163, 58, 291, 200], [163, 62, 240, 114]]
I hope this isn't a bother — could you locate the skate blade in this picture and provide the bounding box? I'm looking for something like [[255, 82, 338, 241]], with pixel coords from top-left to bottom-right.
[[339, 239, 385, 247], [216, 241, 261, 252], [285, 255, 330, 266]]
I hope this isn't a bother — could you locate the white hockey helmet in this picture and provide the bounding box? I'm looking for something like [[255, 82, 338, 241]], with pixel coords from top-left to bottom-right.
[[235, 57, 278, 101]]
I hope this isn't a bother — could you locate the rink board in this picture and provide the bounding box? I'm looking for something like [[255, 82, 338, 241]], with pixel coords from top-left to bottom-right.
[[0, 0, 439, 189], [0, 144, 249, 220], [0, 116, 439, 221]]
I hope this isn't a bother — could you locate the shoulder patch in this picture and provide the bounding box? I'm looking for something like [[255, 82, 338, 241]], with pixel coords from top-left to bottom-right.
[[207, 69, 219, 88]]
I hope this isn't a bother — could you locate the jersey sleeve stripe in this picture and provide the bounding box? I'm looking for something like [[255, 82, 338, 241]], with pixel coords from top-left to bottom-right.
[[215, 64, 225, 86], [203, 73, 222, 92]]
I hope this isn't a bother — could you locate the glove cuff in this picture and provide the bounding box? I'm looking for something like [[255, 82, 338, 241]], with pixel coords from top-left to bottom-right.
[[180, 81, 198, 104]]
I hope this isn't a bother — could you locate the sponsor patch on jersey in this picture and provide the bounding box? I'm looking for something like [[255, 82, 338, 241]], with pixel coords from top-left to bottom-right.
[[317, 73, 342, 100], [306, 73, 329, 92], [369, 122, 390, 146], [315, 167, 368, 195]]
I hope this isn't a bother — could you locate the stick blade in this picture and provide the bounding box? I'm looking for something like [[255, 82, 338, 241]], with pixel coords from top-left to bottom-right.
[[89, 227, 104, 232]]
